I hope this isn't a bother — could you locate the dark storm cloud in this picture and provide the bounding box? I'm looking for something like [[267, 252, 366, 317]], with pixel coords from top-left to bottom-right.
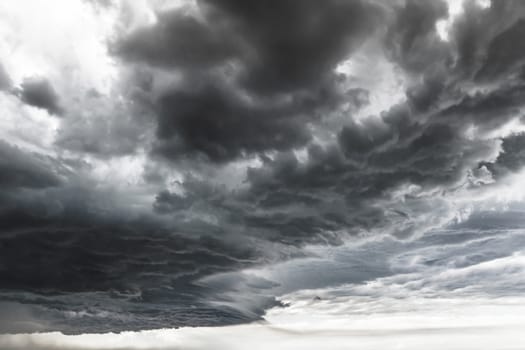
[[18, 77, 63, 116], [0, 225, 264, 333], [199, 0, 380, 93], [153, 83, 315, 162], [0, 140, 279, 333], [477, 18, 525, 80], [5, 0, 525, 335], [0, 140, 63, 189], [117, 11, 235, 69], [147, 10, 525, 241], [495, 133, 525, 172], [0, 223, 254, 293], [152, 0, 525, 241], [152, 81, 369, 162], [0, 137, 302, 333], [0, 182, 273, 333], [116, 0, 382, 162], [240, 120, 493, 239], [439, 82, 525, 130], [118, 0, 381, 91], [479, 132, 525, 179], [451, 0, 525, 80], [385, 0, 449, 73], [153, 189, 192, 213]]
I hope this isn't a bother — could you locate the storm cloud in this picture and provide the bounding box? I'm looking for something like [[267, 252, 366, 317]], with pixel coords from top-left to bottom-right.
[[117, 0, 381, 162], [2, 0, 525, 337]]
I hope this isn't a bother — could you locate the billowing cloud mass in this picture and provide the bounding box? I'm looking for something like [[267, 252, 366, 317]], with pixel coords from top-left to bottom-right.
[[2, 0, 525, 341]]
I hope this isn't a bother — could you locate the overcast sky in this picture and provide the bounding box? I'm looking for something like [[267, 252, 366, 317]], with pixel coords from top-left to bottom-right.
[[1, 0, 525, 348]]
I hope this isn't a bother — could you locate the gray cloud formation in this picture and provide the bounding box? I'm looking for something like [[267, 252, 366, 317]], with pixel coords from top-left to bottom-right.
[[18, 78, 63, 116], [0, 141, 63, 189], [117, 0, 381, 162], [0, 177, 279, 332], [3, 0, 525, 334]]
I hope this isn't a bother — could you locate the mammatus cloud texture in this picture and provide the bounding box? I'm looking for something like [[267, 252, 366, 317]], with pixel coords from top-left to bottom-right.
[[1, 0, 525, 347]]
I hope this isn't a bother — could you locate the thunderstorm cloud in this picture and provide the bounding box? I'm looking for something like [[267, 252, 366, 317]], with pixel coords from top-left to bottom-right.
[[1, 1, 525, 347]]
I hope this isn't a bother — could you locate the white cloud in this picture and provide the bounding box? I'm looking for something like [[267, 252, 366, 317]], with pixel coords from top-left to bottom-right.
[[1, 310, 524, 350]]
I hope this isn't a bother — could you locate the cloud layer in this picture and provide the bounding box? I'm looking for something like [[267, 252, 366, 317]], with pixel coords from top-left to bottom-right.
[[2, 0, 525, 334]]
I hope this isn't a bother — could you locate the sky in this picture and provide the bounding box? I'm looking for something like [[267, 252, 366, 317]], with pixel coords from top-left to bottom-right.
[[1, 0, 525, 348]]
